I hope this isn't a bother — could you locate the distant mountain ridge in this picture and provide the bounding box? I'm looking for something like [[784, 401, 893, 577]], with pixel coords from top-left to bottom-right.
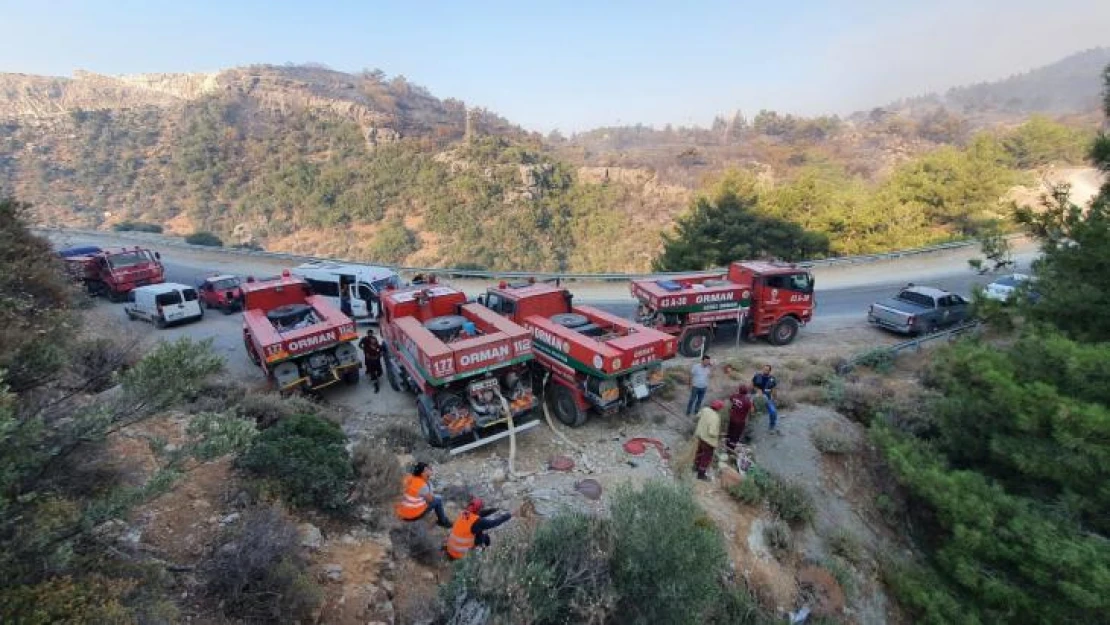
[[878, 47, 1110, 121]]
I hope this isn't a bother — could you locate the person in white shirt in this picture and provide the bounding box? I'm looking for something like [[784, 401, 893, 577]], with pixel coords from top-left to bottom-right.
[[686, 354, 712, 416]]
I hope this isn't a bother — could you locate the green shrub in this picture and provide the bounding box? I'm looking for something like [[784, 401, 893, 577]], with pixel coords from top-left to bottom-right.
[[853, 348, 896, 373], [184, 231, 223, 247], [0, 575, 135, 624], [763, 518, 793, 559], [820, 556, 857, 599], [811, 423, 857, 454], [236, 392, 323, 429], [112, 221, 163, 233], [237, 413, 353, 511], [206, 505, 322, 622], [610, 480, 728, 625], [443, 511, 616, 624], [826, 528, 864, 565], [765, 478, 815, 526], [707, 583, 775, 625]]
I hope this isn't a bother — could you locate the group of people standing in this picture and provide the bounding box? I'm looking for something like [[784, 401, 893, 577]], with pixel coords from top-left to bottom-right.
[[687, 355, 780, 481]]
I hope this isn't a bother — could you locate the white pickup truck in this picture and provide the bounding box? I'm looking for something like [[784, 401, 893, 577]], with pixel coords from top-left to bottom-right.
[[867, 285, 969, 336]]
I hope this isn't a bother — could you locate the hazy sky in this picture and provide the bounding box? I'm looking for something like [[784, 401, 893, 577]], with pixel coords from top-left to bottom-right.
[[1, 0, 1107, 132]]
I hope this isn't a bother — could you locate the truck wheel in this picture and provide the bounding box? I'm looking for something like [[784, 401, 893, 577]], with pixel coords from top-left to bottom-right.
[[418, 395, 445, 447], [222, 304, 234, 315], [768, 317, 800, 346], [679, 329, 711, 357], [155, 316, 167, 329], [551, 384, 587, 427], [342, 369, 360, 385], [383, 349, 402, 392], [108, 290, 124, 303]]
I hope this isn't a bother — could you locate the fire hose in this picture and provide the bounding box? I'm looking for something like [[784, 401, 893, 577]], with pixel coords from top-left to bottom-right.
[[539, 372, 597, 473]]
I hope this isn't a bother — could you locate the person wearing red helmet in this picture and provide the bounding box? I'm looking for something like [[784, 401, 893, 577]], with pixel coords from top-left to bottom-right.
[[727, 383, 753, 452], [445, 497, 513, 560], [693, 399, 725, 481]]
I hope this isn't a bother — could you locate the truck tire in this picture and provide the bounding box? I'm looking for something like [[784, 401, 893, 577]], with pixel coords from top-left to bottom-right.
[[424, 315, 467, 341], [767, 317, 799, 346], [679, 328, 711, 357], [551, 384, 587, 427], [383, 348, 402, 392], [418, 395, 446, 447], [342, 368, 360, 385], [550, 313, 589, 328], [155, 315, 167, 329]]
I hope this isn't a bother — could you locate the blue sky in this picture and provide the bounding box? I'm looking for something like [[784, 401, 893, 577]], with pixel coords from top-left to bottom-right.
[[1, 0, 1107, 132]]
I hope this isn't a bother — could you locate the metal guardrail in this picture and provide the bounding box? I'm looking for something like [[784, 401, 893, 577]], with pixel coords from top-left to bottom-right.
[[840, 321, 983, 373], [38, 226, 1020, 282]]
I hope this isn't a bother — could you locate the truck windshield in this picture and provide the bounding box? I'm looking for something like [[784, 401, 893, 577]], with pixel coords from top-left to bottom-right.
[[107, 251, 150, 269]]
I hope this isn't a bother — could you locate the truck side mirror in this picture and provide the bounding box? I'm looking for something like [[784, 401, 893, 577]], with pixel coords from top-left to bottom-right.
[[154, 252, 161, 260], [476, 295, 486, 306]]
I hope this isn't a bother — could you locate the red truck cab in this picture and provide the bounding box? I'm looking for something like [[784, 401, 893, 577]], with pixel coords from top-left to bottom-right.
[[64, 246, 165, 301], [631, 261, 814, 356]]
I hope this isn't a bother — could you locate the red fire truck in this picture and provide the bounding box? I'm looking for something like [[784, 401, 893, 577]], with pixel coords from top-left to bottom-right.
[[241, 272, 361, 393], [479, 280, 677, 427], [63, 246, 165, 301], [631, 261, 815, 356], [379, 281, 539, 453]]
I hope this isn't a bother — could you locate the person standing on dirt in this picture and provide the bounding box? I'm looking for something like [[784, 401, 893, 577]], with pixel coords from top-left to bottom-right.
[[686, 354, 713, 416], [395, 462, 452, 528], [752, 364, 780, 435], [693, 399, 724, 481], [358, 330, 383, 393], [727, 383, 753, 451], [446, 497, 512, 560]]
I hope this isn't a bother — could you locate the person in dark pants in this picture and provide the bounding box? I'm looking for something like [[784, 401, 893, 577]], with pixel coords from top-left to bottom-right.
[[686, 354, 713, 416], [692, 399, 724, 480], [358, 330, 383, 393], [727, 383, 753, 451], [395, 462, 451, 528], [445, 497, 513, 560], [752, 364, 780, 435]]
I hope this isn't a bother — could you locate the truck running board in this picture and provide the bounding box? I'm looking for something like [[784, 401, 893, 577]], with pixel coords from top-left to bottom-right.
[[449, 419, 541, 456]]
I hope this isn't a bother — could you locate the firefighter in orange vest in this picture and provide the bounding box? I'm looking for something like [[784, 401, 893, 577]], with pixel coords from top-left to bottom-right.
[[394, 462, 452, 528], [445, 497, 512, 560]]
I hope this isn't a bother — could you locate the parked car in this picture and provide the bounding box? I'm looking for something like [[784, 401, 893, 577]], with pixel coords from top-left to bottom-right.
[[125, 283, 203, 328], [868, 285, 969, 335], [983, 273, 1036, 303], [196, 274, 243, 313]]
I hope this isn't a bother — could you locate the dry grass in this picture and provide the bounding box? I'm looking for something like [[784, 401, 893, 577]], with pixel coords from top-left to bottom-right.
[[350, 440, 404, 508], [811, 422, 858, 455]]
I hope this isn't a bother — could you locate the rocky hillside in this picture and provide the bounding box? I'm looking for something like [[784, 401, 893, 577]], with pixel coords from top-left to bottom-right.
[[0, 50, 1103, 271], [0, 65, 681, 272]]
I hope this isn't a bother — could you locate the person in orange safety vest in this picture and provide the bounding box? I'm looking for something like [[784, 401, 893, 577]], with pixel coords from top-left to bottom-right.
[[394, 462, 452, 528], [445, 497, 512, 560]]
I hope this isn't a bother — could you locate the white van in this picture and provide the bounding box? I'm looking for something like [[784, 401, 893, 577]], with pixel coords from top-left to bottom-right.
[[291, 262, 402, 323], [125, 283, 204, 328]]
